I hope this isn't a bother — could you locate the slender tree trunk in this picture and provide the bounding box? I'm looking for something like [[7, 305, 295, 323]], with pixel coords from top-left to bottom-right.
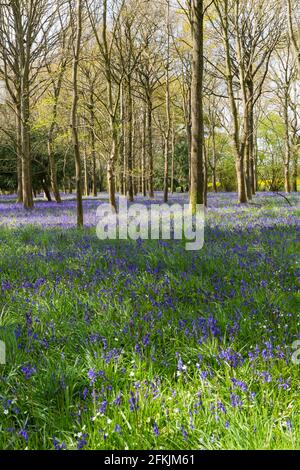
[[132, 109, 138, 196], [141, 105, 146, 197], [102, 0, 117, 211], [245, 141, 252, 200], [235, 6, 251, 202], [107, 123, 117, 210], [42, 177, 52, 202], [212, 124, 217, 192], [235, 156, 247, 202], [16, 108, 23, 202], [90, 91, 97, 197], [122, 117, 127, 197], [220, 0, 247, 203], [48, 138, 62, 203], [187, 120, 192, 190], [244, 124, 252, 200], [17, 156, 23, 202], [284, 90, 291, 193], [21, 90, 34, 209], [15, 5, 33, 209], [253, 127, 258, 192], [203, 139, 208, 207], [163, 0, 171, 203], [120, 83, 126, 196], [247, 78, 255, 195], [183, 85, 192, 191], [118, 82, 123, 194], [163, 134, 170, 203], [171, 120, 175, 193], [292, 151, 298, 191], [47, 70, 65, 203], [83, 145, 89, 196], [126, 78, 134, 202], [71, 0, 83, 227], [147, 95, 154, 198], [243, 81, 253, 200], [284, 159, 291, 193], [189, 0, 204, 213]]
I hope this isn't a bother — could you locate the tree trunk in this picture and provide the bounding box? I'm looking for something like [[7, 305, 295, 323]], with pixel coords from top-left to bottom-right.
[[83, 146, 89, 196], [292, 154, 298, 191], [163, 0, 171, 204], [203, 139, 208, 207], [186, 120, 192, 190], [163, 135, 169, 203], [141, 105, 146, 197], [120, 84, 126, 196], [71, 0, 83, 227], [220, 0, 247, 203], [89, 90, 97, 197], [236, 156, 247, 203], [16, 109, 23, 203], [107, 152, 117, 209], [47, 65, 65, 204], [42, 177, 52, 202], [212, 124, 217, 192], [253, 128, 258, 192], [48, 138, 62, 203], [247, 79, 255, 195], [284, 91, 291, 193], [147, 94, 154, 198], [21, 93, 34, 209], [244, 78, 254, 200], [12, 2, 33, 208], [126, 78, 134, 202], [132, 109, 138, 196], [189, 0, 204, 213], [171, 121, 175, 194], [17, 156, 23, 202]]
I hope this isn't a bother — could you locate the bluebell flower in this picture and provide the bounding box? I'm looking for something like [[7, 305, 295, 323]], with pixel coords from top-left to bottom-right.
[[18, 429, 28, 442], [87, 368, 97, 385], [230, 377, 247, 392], [114, 424, 121, 433], [230, 393, 243, 408], [181, 425, 188, 441], [129, 390, 139, 411], [217, 401, 226, 414], [53, 437, 66, 450], [114, 393, 122, 406], [20, 363, 36, 380], [77, 433, 87, 450]]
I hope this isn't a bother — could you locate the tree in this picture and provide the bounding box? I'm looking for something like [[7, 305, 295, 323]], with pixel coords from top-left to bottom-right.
[[189, 0, 204, 212], [163, 0, 172, 203], [287, 0, 300, 73], [45, 11, 71, 203], [136, 8, 166, 198], [0, 0, 65, 208], [212, 0, 282, 203], [70, 0, 84, 226]]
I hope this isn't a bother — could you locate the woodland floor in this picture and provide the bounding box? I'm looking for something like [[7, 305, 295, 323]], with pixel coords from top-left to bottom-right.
[[0, 191, 299, 449]]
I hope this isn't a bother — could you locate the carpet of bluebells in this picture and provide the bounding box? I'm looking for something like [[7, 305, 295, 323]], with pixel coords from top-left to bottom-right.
[[0, 191, 299, 450]]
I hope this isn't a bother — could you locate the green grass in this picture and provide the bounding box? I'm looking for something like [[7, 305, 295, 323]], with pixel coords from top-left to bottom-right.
[[0, 195, 299, 450]]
